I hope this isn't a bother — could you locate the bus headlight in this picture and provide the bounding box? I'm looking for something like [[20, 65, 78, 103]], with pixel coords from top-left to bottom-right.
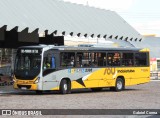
[[13, 79, 17, 83], [34, 77, 40, 84]]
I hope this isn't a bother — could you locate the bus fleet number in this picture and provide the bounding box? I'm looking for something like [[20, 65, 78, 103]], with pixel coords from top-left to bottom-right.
[[104, 68, 116, 75]]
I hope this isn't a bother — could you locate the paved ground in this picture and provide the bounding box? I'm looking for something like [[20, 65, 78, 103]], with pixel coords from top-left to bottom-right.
[[0, 81, 160, 118]]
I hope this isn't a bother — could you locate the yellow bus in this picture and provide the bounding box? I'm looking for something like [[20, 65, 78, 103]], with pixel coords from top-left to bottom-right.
[[13, 44, 150, 94]]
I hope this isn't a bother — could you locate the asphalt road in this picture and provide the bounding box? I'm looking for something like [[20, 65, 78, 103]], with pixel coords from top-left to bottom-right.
[[0, 81, 160, 117]]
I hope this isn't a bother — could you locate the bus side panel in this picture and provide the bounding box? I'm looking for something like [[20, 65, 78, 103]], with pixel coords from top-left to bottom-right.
[[51, 67, 150, 90], [42, 73, 59, 90], [83, 68, 104, 88], [98, 67, 131, 87], [50, 68, 100, 90], [71, 81, 86, 89], [129, 67, 150, 85], [71, 68, 115, 89], [98, 68, 116, 87], [71, 68, 102, 89], [98, 67, 150, 87]]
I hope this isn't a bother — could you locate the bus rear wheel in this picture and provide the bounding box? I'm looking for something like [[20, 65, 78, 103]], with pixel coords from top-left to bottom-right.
[[110, 78, 124, 92], [60, 79, 71, 94], [115, 78, 124, 91]]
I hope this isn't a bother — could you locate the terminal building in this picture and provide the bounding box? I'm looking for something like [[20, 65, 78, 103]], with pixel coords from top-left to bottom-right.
[[0, 0, 160, 77]]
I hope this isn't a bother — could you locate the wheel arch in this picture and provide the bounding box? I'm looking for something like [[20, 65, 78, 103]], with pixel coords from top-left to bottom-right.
[[60, 77, 71, 88], [117, 75, 125, 86]]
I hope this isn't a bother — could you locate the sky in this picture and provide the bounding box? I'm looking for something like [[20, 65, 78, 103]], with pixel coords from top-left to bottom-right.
[[63, 0, 160, 36]]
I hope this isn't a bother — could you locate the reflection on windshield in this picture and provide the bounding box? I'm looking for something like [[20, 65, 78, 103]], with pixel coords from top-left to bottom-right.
[[14, 54, 41, 80]]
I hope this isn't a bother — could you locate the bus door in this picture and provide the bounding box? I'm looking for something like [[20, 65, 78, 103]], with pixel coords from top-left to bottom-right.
[[42, 51, 58, 90]]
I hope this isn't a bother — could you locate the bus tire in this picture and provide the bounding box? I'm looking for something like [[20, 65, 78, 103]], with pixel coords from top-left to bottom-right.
[[115, 78, 124, 92], [91, 88, 102, 92], [60, 79, 71, 94]]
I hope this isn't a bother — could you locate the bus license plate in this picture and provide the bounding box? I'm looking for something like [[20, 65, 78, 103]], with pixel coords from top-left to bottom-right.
[[21, 87, 27, 90]]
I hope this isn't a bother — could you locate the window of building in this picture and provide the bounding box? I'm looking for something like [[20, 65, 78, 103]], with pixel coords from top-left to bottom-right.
[[157, 60, 160, 71]]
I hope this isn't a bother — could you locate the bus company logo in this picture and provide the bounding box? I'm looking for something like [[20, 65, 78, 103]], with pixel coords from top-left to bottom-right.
[[68, 68, 92, 73], [2, 110, 12, 115], [68, 69, 76, 74], [71, 69, 75, 74], [117, 70, 135, 73], [76, 69, 80, 72], [85, 68, 92, 72], [68, 69, 71, 73], [82, 69, 85, 73]]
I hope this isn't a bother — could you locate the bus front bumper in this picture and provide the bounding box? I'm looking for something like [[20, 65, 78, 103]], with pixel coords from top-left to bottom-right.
[[14, 83, 37, 90]]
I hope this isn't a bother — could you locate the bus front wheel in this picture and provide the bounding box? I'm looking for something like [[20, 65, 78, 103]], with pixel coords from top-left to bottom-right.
[[60, 79, 71, 94]]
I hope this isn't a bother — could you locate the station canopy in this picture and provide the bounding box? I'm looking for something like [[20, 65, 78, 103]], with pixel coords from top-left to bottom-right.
[[0, 0, 142, 41]]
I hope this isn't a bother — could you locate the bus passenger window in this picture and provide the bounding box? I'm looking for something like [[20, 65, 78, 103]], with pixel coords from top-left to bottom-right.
[[122, 53, 134, 66], [60, 52, 75, 67], [91, 53, 98, 67], [76, 54, 82, 67], [135, 53, 148, 66], [107, 53, 120, 66], [76, 52, 90, 67], [97, 53, 106, 66], [70, 56, 75, 67], [51, 56, 56, 68], [43, 58, 51, 69]]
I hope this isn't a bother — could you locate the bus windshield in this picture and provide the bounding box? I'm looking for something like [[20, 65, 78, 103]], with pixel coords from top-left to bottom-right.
[[14, 49, 42, 80]]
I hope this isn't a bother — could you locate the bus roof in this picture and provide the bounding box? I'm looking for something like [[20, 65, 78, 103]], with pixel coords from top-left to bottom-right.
[[18, 44, 148, 52]]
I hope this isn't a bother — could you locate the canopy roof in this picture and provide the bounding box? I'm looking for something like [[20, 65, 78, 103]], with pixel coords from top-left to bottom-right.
[[0, 0, 142, 41]]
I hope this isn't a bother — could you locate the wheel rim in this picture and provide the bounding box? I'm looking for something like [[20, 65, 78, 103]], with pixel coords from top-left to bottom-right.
[[117, 80, 122, 90], [64, 83, 67, 91]]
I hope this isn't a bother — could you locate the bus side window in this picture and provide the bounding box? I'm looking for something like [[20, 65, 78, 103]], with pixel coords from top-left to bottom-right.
[[51, 56, 56, 68], [60, 52, 75, 67], [135, 53, 148, 66], [60, 53, 67, 67], [43, 55, 56, 70], [122, 53, 134, 66], [107, 53, 120, 66], [43, 57, 51, 69], [107, 55, 112, 66], [76, 55, 82, 67], [70, 56, 75, 67], [97, 53, 106, 66]]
